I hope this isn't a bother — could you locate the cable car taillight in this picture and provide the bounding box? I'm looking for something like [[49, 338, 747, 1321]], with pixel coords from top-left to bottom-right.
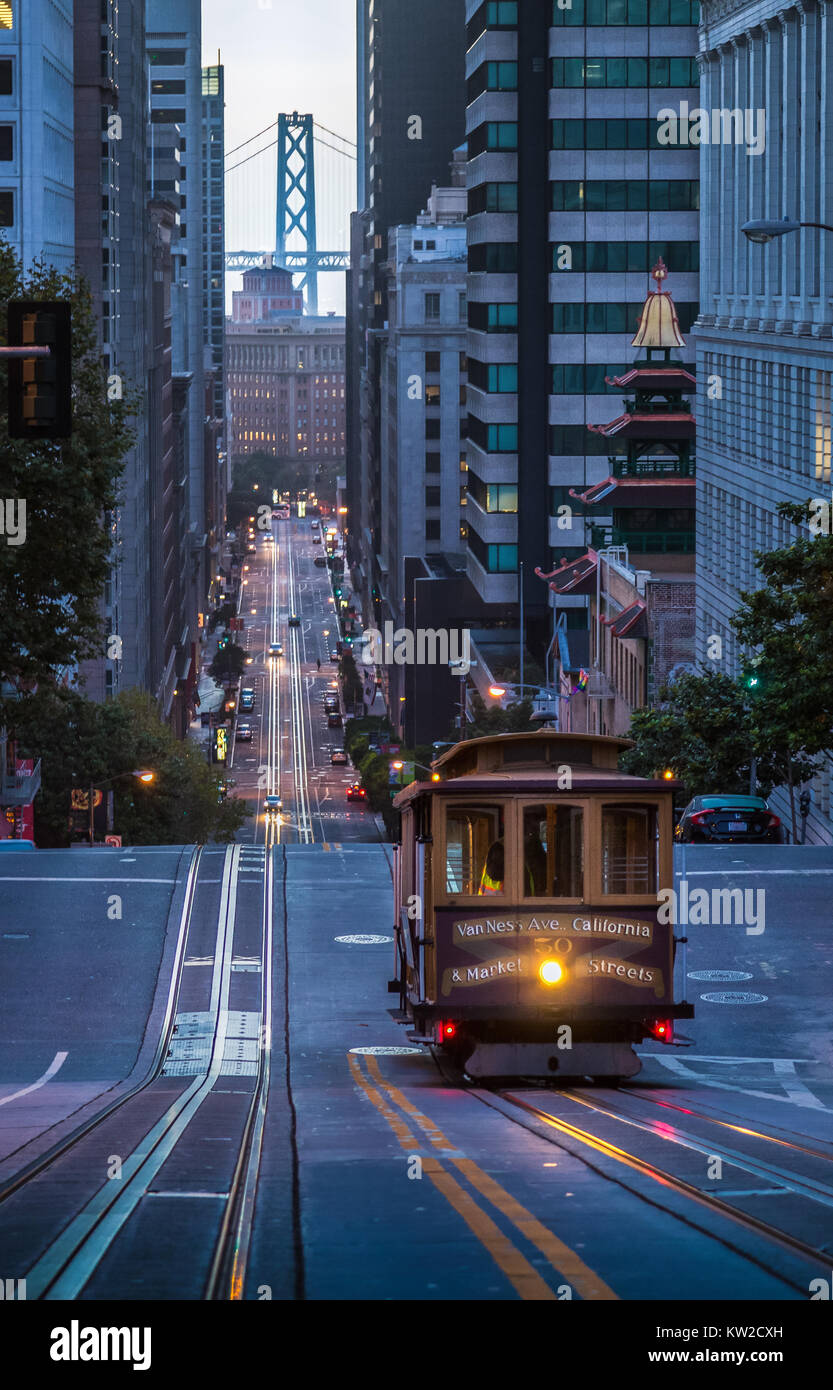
[[650, 1019, 672, 1042]]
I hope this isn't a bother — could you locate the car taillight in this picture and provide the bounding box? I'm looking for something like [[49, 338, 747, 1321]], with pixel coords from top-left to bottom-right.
[[689, 811, 710, 826], [766, 814, 781, 829]]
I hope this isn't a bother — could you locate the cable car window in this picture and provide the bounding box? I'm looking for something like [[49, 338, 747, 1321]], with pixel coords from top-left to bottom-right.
[[446, 805, 505, 895], [601, 805, 658, 894], [522, 804, 583, 898]]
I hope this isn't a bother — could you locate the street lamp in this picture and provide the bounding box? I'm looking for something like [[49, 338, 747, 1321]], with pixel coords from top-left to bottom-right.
[[487, 681, 570, 727], [742, 217, 833, 244], [75, 769, 155, 846]]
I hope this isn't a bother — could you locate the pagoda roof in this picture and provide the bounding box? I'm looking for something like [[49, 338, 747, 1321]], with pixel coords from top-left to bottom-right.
[[606, 366, 696, 391], [569, 477, 695, 508], [631, 259, 687, 349], [535, 550, 598, 596], [601, 600, 648, 639], [588, 411, 695, 441]]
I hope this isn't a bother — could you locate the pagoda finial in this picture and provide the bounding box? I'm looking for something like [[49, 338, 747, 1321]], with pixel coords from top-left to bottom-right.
[[631, 257, 685, 350]]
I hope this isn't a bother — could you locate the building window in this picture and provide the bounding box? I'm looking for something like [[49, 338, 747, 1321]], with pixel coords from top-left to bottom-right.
[[468, 182, 518, 214], [486, 61, 518, 90], [552, 363, 638, 394], [426, 453, 442, 473], [425, 519, 441, 541], [468, 302, 518, 333], [425, 383, 441, 405], [468, 417, 519, 453], [552, 118, 667, 150], [425, 418, 441, 439], [458, 292, 467, 320], [468, 242, 519, 273], [0, 189, 13, 226], [552, 301, 697, 334], [551, 55, 699, 87], [0, 2, 11, 30], [552, 0, 699, 23], [424, 293, 441, 321], [468, 527, 518, 573], [425, 486, 442, 507], [488, 0, 519, 22], [551, 180, 699, 212], [0, 60, 12, 94], [151, 108, 187, 124], [152, 80, 186, 95], [487, 121, 518, 150], [149, 48, 187, 64], [553, 240, 700, 274], [425, 351, 441, 373], [0, 126, 12, 160]]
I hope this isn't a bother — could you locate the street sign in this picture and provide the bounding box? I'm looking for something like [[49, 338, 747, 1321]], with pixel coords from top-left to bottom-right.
[[105, 835, 122, 848]]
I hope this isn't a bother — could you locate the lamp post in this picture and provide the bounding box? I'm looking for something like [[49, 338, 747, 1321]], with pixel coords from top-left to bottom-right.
[[487, 681, 571, 730], [741, 217, 833, 243], [449, 659, 477, 741]]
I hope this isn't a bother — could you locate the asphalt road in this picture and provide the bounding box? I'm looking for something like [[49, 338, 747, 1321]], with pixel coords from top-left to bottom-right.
[[226, 518, 382, 847], [1, 524, 832, 1301]]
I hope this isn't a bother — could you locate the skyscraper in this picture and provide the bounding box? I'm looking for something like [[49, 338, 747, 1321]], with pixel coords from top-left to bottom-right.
[[695, 0, 833, 840], [347, 0, 467, 633], [0, 0, 74, 273], [464, 0, 699, 670], [146, 0, 206, 618], [74, 0, 152, 701]]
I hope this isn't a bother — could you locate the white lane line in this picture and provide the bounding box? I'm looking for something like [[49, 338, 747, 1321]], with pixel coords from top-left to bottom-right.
[[647, 1055, 831, 1111], [0, 1051, 68, 1108], [0, 877, 179, 884], [676, 868, 833, 875]]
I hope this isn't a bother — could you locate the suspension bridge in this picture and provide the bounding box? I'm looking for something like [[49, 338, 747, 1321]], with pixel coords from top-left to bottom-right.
[[225, 112, 356, 314]]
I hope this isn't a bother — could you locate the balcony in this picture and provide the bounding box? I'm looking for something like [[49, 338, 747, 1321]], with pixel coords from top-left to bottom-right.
[[590, 525, 695, 554], [1, 759, 42, 806]]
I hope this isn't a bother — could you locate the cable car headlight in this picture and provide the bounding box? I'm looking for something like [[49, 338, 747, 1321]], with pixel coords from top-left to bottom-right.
[[538, 959, 565, 986]]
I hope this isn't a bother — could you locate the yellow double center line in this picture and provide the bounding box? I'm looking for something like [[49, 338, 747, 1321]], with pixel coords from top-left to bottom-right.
[[348, 1054, 617, 1301]]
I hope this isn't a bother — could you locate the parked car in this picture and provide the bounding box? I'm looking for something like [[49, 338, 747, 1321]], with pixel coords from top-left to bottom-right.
[[239, 688, 255, 711], [235, 722, 253, 742], [0, 840, 35, 851], [331, 749, 349, 765], [327, 711, 343, 728], [347, 784, 367, 804], [675, 795, 782, 844]]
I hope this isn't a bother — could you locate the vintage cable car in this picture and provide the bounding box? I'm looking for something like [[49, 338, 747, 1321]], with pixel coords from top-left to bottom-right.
[[391, 731, 693, 1081]]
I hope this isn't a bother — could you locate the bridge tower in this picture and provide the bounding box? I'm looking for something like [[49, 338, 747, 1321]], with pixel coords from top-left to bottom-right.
[[276, 112, 318, 315]]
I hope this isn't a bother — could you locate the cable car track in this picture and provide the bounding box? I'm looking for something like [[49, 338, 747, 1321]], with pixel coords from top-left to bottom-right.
[[467, 1084, 832, 1293], [0, 844, 275, 1301]]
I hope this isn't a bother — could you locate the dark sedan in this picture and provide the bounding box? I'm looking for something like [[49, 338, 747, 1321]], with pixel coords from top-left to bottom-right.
[[675, 795, 782, 844]]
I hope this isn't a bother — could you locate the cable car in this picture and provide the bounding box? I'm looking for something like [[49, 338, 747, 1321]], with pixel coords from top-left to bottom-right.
[[391, 731, 693, 1081]]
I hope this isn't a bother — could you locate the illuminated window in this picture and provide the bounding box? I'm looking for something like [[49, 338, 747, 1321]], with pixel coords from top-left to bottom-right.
[[0, 2, 12, 31]]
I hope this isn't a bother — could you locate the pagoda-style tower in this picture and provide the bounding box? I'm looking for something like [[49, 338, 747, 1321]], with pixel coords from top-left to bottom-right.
[[570, 259, 695, 569]]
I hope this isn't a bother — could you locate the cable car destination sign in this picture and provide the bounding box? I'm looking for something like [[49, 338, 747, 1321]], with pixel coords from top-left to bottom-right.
[[435, 908, 670, 1004]]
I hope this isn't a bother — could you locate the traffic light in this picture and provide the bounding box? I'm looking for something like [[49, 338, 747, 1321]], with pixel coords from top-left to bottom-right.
[[742, 655, 768, 694], [7, 300, 72, 439]]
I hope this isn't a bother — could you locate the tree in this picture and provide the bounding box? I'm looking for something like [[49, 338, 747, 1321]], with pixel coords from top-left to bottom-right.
[[0, 247, 136, 704], [9, 686, 248, 846], [208, 641, 246, 684], [730, 499, 833, 839], [465, 693, 536, 740], [620, 668, 756, 801]]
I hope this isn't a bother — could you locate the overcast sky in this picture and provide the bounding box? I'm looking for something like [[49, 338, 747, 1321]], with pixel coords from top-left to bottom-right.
[[202, 0, 357, 314]]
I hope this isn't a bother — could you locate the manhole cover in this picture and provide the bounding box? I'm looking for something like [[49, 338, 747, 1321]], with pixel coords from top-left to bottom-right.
[[335, 934, 393, 944], [699, 991, 768, 1004], [349, 1046, 422, 1056], [688, 970, 753, 982]]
